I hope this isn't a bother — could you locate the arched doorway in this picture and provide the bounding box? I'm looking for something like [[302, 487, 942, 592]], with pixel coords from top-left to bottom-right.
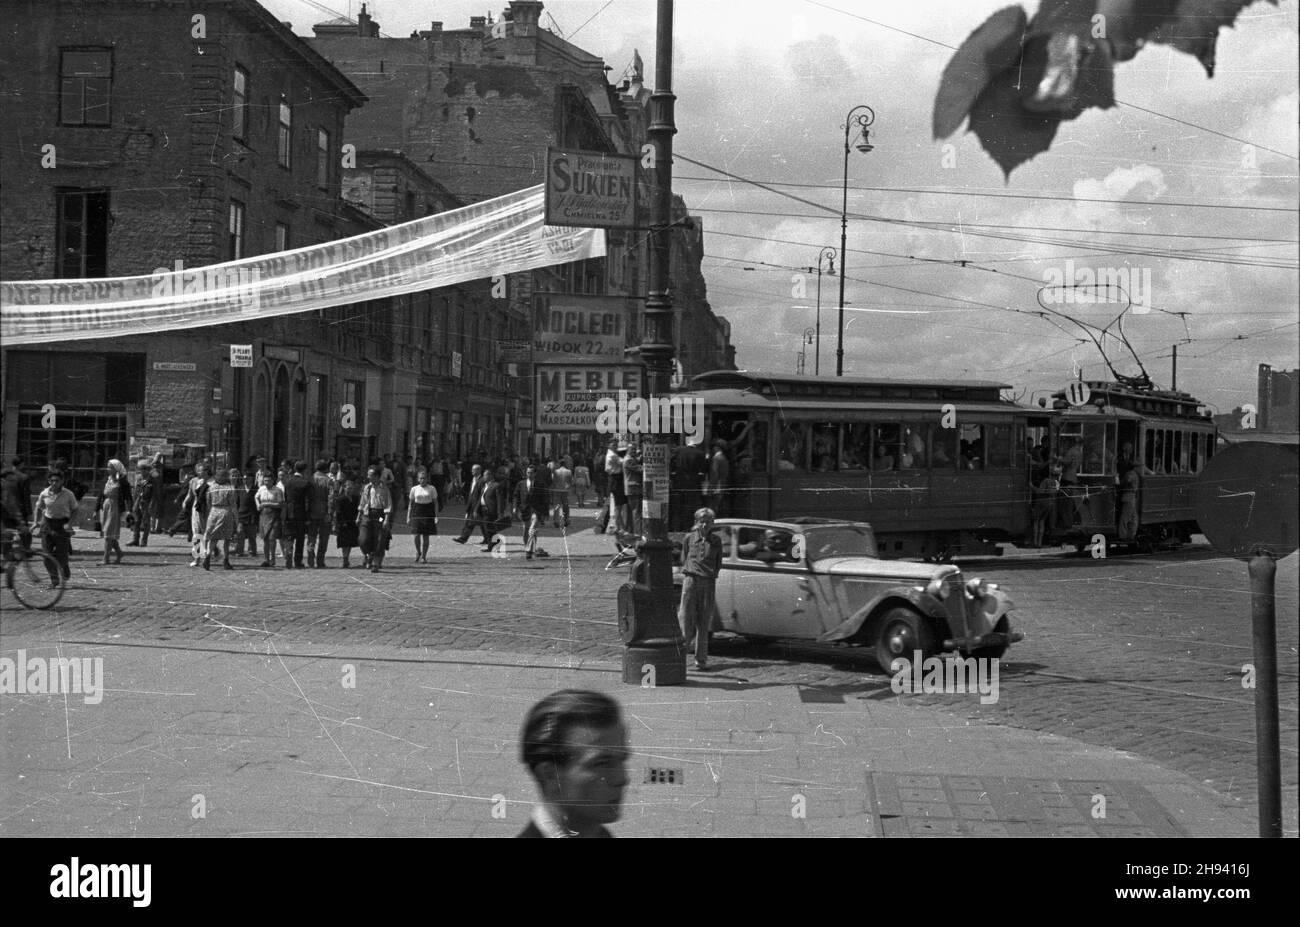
[[251, 367, 270, 463], [272, 365, 291, 464]]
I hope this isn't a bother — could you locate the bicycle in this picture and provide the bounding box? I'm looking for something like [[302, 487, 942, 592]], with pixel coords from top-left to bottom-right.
[[2, 525, 67, 610]]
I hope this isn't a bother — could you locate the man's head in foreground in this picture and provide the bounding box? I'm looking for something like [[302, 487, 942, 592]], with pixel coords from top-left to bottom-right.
[[519, 689, 628, 837]]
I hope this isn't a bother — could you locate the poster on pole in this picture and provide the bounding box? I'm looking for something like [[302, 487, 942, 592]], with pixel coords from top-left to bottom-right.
[[544, 147, 638, 229], [532, 293, 629, 362], [641, 441, 670, 521], [535, 365, 642, 432]]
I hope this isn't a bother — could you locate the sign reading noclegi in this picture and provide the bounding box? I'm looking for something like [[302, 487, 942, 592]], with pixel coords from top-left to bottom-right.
[[544, 147, 637, 229], [535, 365, 642, 432], [533, 293, 628, 362]]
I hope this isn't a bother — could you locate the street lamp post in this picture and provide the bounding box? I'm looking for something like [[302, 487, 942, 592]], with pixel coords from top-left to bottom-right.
[[798, 327, 814, 374], [810, 246, 835, 376], [837, 105, 875, 377]]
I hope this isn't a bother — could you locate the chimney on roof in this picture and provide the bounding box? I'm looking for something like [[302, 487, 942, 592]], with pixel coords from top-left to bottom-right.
[[508, 1, 543, 29], [470, 15, 487, 29], [357, 3, 380, 36]]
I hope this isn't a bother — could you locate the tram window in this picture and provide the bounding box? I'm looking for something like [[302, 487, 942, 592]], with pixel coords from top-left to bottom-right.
[[931, 424, 957, 469], [958, 423, 983, 470], [1147, 429, 1164, 474], [1205, 436, 1215, 461], [986, 424, 1012, 469], [1173, 430, 1188, 474], [747, 420, 769, 474], [901, 425, 926, 469], [811, 422, 839, 472], [842, 423, 870, 470], [1080, 421, 1107, 475], [872, 423, 901, 471], [778, 421, 807, 472], [1190, 432, 1200, 473], [1162, 428, 1174, 475]]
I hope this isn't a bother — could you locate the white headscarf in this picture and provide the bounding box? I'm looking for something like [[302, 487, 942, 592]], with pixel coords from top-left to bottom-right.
[[107, 459, 126, 478]]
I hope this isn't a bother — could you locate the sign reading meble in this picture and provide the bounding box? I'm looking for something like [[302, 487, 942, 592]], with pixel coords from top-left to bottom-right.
[[544, 147, 637, 229], [535, 365, 642, 432], [533, 294, 627, 362]]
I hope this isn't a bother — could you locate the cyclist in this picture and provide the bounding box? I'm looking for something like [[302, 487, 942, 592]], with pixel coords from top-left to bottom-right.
[[34, 470, 77, 586]]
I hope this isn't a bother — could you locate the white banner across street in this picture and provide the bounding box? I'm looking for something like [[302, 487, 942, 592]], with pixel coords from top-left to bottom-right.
[[0, 185, 605, 345]]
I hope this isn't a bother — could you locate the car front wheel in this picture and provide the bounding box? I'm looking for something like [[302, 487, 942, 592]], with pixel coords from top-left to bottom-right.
[[874, 606, 936, 672]]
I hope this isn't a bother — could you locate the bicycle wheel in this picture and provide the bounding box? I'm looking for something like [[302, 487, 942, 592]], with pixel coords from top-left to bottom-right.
[[9, 551, 65, 609]]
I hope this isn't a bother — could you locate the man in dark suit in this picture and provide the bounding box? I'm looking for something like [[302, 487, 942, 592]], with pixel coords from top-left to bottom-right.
[[477, 468, 510, 552], [281, 460, 312, 569], [452, 463, 486, 545], [513, 464, 550, 560], [517, 690, 628, 838]]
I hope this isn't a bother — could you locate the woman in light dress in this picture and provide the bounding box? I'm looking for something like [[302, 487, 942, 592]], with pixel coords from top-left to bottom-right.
[[99, 459, 133, 565], [201, 468, 237, 570]]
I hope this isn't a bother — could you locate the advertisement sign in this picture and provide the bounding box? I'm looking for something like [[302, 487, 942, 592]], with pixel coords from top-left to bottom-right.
[[451, 352, 462, 379], [544, 147, 637, 229], [535, 365, 642, 432], [641, 441, 669, 521], [230, 344, 253, 368], [533, 293, 628, 362], [496, 340, 532, 363]]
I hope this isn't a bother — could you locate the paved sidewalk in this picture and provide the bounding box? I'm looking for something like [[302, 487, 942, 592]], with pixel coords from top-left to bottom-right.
[[0, 639, 1256, 837]]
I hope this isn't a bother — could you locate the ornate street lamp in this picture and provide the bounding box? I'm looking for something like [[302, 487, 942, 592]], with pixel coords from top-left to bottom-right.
[[808, 246, 836, 376], [837, 105, 875, 377]]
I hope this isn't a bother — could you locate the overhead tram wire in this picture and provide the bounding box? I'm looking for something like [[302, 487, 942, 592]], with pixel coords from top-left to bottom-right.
[[802, 0, 1300, 162], [675, 174, 1300, 216]]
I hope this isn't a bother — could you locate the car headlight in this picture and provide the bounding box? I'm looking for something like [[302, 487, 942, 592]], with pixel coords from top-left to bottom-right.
[[965, 577, 983, 597], [925, 576, 950, 600]]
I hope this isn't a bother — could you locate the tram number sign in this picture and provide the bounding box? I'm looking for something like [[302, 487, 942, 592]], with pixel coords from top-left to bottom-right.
[[1064, 382, 1092, 407]]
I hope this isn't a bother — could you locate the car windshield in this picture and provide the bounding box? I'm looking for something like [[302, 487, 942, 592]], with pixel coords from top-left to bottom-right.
[[802, 525, 877, 560]]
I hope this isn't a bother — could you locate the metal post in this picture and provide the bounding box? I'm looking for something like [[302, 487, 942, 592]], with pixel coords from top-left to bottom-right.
[[814, 263, 822, 377], [620, 0, 685, 686], [837, 107, 873, 377], [1249, 551, 1282, 837], [1171, 343, 1178, 390]]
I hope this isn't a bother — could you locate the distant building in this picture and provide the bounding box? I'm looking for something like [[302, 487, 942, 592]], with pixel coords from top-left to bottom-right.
[[0, 0, 520, 482], [1257, 364, 1298, 434], [309, 0, 735, 409]]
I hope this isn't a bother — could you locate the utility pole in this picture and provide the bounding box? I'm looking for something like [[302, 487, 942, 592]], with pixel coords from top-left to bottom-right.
[[1171, 343, 1178, 390], [618, 0, 686, 686]]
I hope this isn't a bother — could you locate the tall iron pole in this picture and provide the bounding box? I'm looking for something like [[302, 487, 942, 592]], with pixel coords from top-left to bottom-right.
[[837, 106, 874, 377], [814, 246, 834, 377], [1171, 343, 1178, 390], [619, 0, 685, 686]]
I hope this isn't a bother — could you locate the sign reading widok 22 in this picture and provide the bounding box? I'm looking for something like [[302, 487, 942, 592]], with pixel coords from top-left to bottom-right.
[[533, 293, 628, 362], [536, 366, 642, 432], [544, 147, 637, 229]]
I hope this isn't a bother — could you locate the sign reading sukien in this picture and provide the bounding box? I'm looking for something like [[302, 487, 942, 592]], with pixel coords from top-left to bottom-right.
[[533, 294, 628, 362], [535, 364, 642, 432], [544, 147, 637, 229]]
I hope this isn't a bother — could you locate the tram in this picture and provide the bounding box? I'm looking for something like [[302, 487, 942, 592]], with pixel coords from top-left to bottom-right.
[[677, 370, 1217, 558]]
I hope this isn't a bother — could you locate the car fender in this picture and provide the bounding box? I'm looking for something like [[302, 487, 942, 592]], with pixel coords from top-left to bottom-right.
[[817, 586, 946, 644]]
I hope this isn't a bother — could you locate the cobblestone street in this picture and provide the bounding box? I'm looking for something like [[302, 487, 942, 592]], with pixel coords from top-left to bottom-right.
[[3, 525, 1295, 836]]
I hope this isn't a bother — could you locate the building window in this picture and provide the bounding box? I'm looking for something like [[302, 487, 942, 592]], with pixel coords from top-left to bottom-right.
[[275, 222, 289, 252], [405, 190, 416, 219], [59, 48, 112, 126], [229, 201, 246, 259], [278, 97, 292, 168], [343, 380, 363, 426], [316, 128, 330, 188], [55, 188, 109, 278], [233, 66, 249, 141]]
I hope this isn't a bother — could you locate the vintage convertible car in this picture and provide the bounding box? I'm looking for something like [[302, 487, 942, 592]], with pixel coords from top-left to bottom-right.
[[673, 518, 1023, 669]]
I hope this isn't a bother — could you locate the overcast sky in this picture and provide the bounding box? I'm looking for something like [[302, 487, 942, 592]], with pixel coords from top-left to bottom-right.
[[267, 0, 1299, 413]]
